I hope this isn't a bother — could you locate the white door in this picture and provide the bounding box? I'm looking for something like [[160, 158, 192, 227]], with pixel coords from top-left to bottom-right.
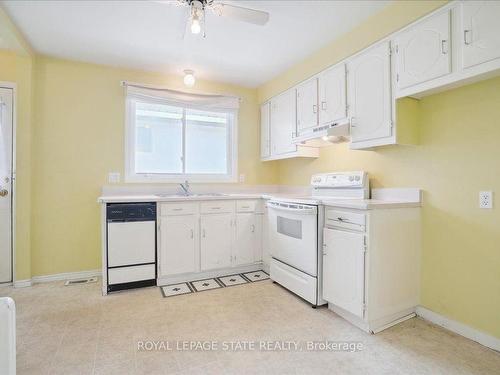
[[233, 213, 255, 266], [270, 90, 297, 155], [462, 1, 500, 69], [200, 213, 232, 271], [296, 78, 318, 133], [260, 102, 271, 159], [160, 215, 198, 276], [348, 41, 392, 143], [319, 64, 347, 126], [395, 9, 451, 89], [0, 88, 13, 283], [322, 228, 365, 318]]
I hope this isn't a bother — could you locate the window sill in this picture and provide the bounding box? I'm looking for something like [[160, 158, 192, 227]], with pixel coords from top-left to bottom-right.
[[124, 174, 238, 184]]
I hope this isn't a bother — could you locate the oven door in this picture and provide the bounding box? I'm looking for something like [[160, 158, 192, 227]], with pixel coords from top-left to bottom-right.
[[267, 201, 318, 276]]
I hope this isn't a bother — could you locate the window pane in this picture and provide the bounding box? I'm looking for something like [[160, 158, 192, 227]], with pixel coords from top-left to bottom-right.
[[135, 102, 183, 174], [185, 109, 229, 174]]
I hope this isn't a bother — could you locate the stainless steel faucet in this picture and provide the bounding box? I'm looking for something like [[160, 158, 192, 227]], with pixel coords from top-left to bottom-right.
[[179, 180, 191, 196]]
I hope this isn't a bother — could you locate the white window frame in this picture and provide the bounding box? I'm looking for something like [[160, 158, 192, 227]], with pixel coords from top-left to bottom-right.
[[125, 95, 238, 183]]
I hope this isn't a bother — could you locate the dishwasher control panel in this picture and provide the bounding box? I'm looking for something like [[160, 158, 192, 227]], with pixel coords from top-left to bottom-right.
[[106, 202, 156, 222]]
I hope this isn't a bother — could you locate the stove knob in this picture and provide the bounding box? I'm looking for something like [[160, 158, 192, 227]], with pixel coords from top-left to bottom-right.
[[355, 176, 360, 181], [349, 176, 354, 181]]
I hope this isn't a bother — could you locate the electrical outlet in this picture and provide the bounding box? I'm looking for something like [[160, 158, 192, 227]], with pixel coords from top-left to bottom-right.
[[108, 172, 120, 184], [239, 174, 245, 183], [479, 191, 493, 209]]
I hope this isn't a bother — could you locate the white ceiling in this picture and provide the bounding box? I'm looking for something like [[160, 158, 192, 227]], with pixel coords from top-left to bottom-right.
[[2, 0, 388, 87]]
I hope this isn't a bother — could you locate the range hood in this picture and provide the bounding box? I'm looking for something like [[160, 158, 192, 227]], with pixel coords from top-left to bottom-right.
[[293, 120, 350, 147]]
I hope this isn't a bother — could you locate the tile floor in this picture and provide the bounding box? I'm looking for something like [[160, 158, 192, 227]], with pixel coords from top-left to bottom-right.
[[1, 279, 499, 375]]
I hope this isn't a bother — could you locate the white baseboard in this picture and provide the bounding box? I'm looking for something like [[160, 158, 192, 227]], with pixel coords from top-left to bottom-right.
[[17, 269, 102, 286], [416, 306, 500, 352], [13, 279, 32, 288]]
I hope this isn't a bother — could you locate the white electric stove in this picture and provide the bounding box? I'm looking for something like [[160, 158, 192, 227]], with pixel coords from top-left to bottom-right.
[[266, 171, 369, 307]]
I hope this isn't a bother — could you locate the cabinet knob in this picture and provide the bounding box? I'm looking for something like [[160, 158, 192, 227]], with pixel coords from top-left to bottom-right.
[[321, 101, 327, 110], [0, 189, 8, 197]]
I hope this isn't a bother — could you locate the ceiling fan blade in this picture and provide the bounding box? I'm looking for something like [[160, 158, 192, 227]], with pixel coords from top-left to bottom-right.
[[215, 3, 269, 26]]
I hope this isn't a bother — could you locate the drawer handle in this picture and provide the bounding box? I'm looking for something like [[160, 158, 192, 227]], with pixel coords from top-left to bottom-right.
[[337, 217, 350, 223], [211, 207, 221, 210], [241, 206, 250, 209], [173, 208, 183, 211]]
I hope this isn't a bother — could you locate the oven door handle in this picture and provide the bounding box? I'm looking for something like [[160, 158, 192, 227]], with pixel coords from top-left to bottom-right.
[[266, 203, 317, 215]]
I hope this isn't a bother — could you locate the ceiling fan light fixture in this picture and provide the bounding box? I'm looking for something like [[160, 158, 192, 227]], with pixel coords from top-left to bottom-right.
[[183, 70, 196, 87], [190, 1, 204, 35]]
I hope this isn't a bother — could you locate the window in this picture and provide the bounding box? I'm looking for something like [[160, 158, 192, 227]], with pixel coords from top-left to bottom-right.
[[125, 84, 238, 182]]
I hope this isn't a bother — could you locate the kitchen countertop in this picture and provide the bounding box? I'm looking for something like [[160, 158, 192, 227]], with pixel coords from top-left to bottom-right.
[[98, 191, 421, 209]]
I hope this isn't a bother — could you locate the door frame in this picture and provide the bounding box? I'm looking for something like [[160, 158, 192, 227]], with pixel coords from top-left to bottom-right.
[[0, 82, 17, 285]]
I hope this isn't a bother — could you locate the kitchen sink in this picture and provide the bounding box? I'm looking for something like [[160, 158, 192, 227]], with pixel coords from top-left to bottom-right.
[[155, 193, 228, 198]]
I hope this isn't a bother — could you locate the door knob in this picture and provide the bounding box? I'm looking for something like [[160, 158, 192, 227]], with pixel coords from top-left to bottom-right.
[[0, 189, 8, 197]]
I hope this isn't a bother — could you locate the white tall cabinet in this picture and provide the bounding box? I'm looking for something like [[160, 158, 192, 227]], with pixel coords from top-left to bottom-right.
[[348, 41, 393, 144], [296, 78, 319, 132]]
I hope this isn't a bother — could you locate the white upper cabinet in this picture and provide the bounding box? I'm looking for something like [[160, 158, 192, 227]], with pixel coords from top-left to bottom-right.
[[462, 1, 500, 69], [395, 9, 451, 89], [260, 102, 271, 159], [296, 78, 318, 133], [270, 89, 297, 155], [318, 64, 347, 126], [348, 41, 392, 144]]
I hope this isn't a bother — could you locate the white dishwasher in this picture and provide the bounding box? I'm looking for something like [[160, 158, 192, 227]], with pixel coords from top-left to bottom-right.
[[106, 202, 157, 293]]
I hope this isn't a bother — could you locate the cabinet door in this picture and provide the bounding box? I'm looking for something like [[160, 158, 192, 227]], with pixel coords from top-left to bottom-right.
[[160, 215, 198, 276], [462, 1, 500, 69], [322, 227, 365, 318], [395, 10, 451, 89], [296, 78, 318, 133], [200, 214, 233, 271], [260, 102, 271, 159], [319, 64, 347, 125], [348, 41, 392, 143], [270, 90, 297, 155], [234, 213, 256, 266]]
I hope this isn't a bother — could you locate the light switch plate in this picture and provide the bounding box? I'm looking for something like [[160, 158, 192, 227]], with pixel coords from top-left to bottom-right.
[[479, 191, 493, 209], [108, 172, 121, 184]]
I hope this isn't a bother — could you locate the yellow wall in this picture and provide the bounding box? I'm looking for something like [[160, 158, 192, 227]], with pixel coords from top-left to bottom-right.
[[257, 0, 500, 338], [32, 56, 277, 277]]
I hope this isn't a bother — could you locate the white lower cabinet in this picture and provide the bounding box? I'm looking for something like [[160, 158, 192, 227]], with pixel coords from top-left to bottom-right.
[[323, 227, 365, 318], [233, 213, 256, 266], [159, 215, 199, 276], [159, 200, 263, 280], [200, 213, 233, 271], [322, 206, 420, 333]]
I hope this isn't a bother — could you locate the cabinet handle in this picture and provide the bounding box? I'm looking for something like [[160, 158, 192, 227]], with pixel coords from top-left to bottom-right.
[[190, 229, 194, 239], [441, 39, 448, 54], [350, 117, 357, 128], [313, 104, 318, 114], [202, 229, 206, 238], [251, 224, 255, 233], [464, 30, 471, 45], [321, 101, 326, 110]]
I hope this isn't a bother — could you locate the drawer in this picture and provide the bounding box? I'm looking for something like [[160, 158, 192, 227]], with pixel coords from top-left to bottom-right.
[[108, 264, 156, 285], [161, 203, 198, 216], [200, 200, 234, 214], [236, 200, 258, 212], [326, 208, 366, 231]]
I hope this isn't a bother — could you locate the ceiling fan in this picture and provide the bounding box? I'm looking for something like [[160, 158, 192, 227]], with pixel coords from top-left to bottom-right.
[[160, 0, 270, 36]]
